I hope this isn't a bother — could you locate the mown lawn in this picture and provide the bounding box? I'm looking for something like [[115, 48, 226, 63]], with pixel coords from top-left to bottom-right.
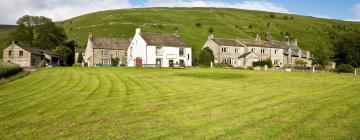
[[0, 68, 359, 139]]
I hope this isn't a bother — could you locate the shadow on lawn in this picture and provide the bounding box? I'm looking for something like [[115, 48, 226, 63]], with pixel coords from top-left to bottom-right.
[[176, 73, 246, 80]]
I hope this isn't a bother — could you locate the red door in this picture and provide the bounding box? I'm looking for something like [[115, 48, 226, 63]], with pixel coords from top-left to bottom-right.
[[135, 57, 142, 67]]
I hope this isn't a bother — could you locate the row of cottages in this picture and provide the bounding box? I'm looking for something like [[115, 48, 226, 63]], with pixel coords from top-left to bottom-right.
[[3, 41, 61, 67], [202, 34, 311, 68], [84, 28, 192, 67]]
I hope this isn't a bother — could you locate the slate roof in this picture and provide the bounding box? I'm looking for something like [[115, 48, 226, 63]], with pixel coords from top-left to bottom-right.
[[17, 45, 59, 57], [239, 39, 285, 49], [140, 33, 189, 48], [238, 52, 254, 58], [211, 38, 245, 47], [91, 37, 130, 50]]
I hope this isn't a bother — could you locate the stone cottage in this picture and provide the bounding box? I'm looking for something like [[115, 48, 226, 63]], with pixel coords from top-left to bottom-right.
[[84, 34, 130, 66], [202, 34, 311, 68], [2, 41, 61, 67]]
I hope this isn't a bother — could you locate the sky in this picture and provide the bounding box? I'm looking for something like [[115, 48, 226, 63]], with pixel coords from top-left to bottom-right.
[[0, 0, 359, 25]]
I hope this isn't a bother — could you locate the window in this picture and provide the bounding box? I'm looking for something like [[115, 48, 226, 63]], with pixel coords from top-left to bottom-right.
[[179, 48, 184, 56], [261, 49, 265, 54], [19, 51, 23, 56], [8, 51, 12, 56], [187, 54, 190, 60], [235, 48, 239, 53], [102, 50, 108, 55], [221, 48, 228, 53], [115, 51, 120, 56], [156, 47, 162, 55], [251, 48, 255, 52], [102, 59, 110, 65], [274, 49, 277, 54]]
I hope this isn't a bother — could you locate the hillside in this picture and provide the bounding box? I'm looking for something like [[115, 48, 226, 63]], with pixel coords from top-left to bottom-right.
[[60, 8, 360, 55], [1, 68, 360, 139], [1, 8, 360, 58]]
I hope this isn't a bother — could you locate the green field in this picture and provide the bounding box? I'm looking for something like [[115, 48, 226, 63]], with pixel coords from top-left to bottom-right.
[[0, 68, 359, 139]]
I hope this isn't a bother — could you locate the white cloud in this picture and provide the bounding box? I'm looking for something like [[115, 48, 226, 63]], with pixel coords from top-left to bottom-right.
[[351, 3, 360, 21], [0, 0, 133, 24], [143, 0, 290, 13]]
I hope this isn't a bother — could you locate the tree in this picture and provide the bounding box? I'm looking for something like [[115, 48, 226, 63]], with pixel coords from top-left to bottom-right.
[[198, 47, 214, 66], [311, 43, 333, 68], [283, 16, 289, 20], [195, 22, 202, 28], [270, 14, 276, 18], [333, 31, 360, 67], [55, 40, 77, 66], [77, 52, 84, 63], [10, 15, 66, 49]]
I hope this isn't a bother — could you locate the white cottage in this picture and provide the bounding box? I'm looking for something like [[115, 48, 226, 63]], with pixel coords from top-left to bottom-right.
[[127, 28, 192, 67]]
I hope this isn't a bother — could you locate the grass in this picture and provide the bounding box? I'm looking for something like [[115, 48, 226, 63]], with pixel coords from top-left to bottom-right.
[[1, 8, 360, 58], [0, 67, 360, 139]]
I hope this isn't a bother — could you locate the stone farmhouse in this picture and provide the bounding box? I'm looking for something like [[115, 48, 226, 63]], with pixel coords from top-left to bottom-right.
[[2, 41, 61, 67], [202, 34, 311, 68], [84, 34, 130, 66], [127, 28, 192, 67]]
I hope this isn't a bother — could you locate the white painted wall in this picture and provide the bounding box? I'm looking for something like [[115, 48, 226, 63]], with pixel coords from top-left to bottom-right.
[[127, 28, 192, 67], [84, 38, 94, 66]]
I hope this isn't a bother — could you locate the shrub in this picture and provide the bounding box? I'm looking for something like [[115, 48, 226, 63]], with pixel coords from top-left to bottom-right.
[[248, 24, 253, 29], [208, 27, 214, 34], [270, 14, 276, 18], [111, 57, 120, 66], [198, 47, 214, 67], [283, 16, 289, 20], [195, 22, 202, 28], [253, 58, 273, 68], [336, 64, 355, 73], [77, 53, 83, 63], [295, 60, 307, 67], [0, 63, 23, 78]]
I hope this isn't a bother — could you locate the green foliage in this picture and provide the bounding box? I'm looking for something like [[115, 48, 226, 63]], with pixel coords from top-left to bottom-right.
[[55, 40, 77, 66], [311, 42, 333, 68], [333, 30, 360, 67], [252, 57, 273, 68], [270, 14, 276, 18], [195, 22, 202, 28], [111, 57, 120, 66], [77, 52, 83, 63], [198, 47, 214, 67], [336, 64, 355, 73], [214, 62, 232, 68], [295, 60, 307, 67], [10, 15, 67, 49], [248, 24, 253, 29], [0, 62, 22, 78], [283, 16, 289, 20]]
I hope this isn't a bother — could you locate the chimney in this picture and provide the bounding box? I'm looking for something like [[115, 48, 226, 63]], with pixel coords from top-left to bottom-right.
[[293, 39, 298, 46], [208, 34, 214, 39], [255, 34, 261, 41], [12, 40, 16, 45], [136, 28, 141, 34], [174, 30, 179, 37], [88, 32, 93, 39]]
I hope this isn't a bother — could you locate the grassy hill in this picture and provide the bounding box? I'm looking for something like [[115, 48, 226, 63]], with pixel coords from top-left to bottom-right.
[[1, 8, 360, 58], [0, 68, 359, 139], [59, 8, 360, 55]]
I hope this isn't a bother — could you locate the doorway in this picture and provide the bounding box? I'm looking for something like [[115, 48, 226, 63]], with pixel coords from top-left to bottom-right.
[[169, 60, 174, 67]]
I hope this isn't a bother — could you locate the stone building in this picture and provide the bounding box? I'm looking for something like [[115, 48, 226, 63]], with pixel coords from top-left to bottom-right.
[[2, 41, 61, 67], [202, 34, 312, 68], [84, 34, 130, 66]]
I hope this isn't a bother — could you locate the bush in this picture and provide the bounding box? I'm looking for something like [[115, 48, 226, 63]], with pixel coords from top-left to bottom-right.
[[252, 58, 273, 68], [198, 47, 214, 67], [248, 24, 253, 29], [195, 22, 202, 28], [270, 14, 276, 18], [0, 63, 23, 78], [283, 16, 289, 20], [336, 64, 355, 73]]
